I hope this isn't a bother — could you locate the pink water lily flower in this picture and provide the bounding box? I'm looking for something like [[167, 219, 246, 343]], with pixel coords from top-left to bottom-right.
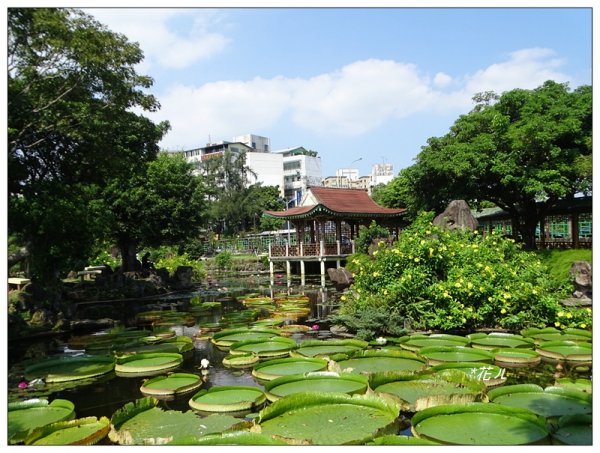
[[18, 381, 28, 389]]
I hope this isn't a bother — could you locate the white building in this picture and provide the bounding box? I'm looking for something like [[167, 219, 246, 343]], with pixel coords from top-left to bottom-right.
[[275, 147, 323, 206], [370, 163, 395, 187], [325, 163, 395, 194], [246, 152, 284, 196], [233, 134, 271, 153]]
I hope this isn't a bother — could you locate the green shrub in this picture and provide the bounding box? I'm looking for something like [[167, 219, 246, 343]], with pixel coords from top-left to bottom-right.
[[328, 304, 407, 340], [155, 252, 206, 281], [338, 212, 592, 333], [215, 251, 233, 270], [355, 220, 390, 254]]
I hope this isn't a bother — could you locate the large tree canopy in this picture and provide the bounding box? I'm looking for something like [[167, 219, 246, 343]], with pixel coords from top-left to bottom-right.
[[104, 153, 206, 271], [376, 81, 591, 249], [8, 8, 169, 282]]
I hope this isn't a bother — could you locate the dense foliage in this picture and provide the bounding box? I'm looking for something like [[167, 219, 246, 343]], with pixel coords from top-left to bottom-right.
[[334, 213, 591, 337], [8, 8, 168, 283], [373, 81, 592, 249]]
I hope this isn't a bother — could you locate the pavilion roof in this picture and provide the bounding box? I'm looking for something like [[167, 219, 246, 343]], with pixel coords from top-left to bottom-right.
[[264, 187, 407, 220]]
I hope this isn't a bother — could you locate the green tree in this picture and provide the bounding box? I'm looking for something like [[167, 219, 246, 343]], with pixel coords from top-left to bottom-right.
[[103, 153, 206, 271], [388, 81, 591, 249], [8, 8, 168, 283]]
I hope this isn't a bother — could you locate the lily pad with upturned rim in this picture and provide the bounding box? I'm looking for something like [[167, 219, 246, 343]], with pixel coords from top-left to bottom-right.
[[257, 392, 400, 445], [372, 369, 487, 411], [369, 435, 440, 445], [491, 348, 541, 367], [24, 355, 116, 383], [8, 398, 76, 444], [210, 328, 281, 351], [418, 346, 494, 365], [229, 337, 297, 359], [115, 352, 183, 376], [535, 341, 592, 365], [251, 357, 329, 382], [189, 386, 267, 413], [109, 397, 246, 445], [140, 373, 202, 397], [222, 353, 260, 369], [24, 416, 110, 445], [264, 371, 368, 402], [487, 384, 592, 418], [291, 339, 369, 358], [398, 334, 470, 351], [172, 431, 288, 445], [411, 402, 549, 445], [431, 361, 507, 387], [551, 414, 592, 445], [334, 349, 427, 375], [469, 333, 535, 350]]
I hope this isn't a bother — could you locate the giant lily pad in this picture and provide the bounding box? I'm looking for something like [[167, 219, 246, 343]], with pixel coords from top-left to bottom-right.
[[115, 352, 183, 377], [431, 361, 507, 387], [521, 327, 591, 343], [418, 346, 494, 365], [469, 332, 535, 350], [109, 397, 245, 445], [229, 337, 297, 359], [25, 355, 116, 383], [257, 392, 400, 445], [551, 414, 592, 445], [8, 398, 76, 444], [210, 328, 280, 351], [369, 435, 440, 445], [535, 341, 592, 365], [291, 339, 368, 358], [173, 431, 288, 445], [189, 386, 266, 413], [264, 371, 368, 402], [222, 353, 260, 369], [399, 334, 469, 351], [334, 349, 427, 375], [252, 357, 329, 382], [492, 348, 541, 367], [553, 378, 592, 394], [372, 369, 487, 411], [411, 402, 549, 445], [140, 373, 202, 397], [487, 384, 592, 418], [24, 416, 110, 445]]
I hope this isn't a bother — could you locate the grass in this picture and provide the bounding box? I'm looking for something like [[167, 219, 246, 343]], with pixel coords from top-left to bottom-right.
[[535, 248, 592, 284]]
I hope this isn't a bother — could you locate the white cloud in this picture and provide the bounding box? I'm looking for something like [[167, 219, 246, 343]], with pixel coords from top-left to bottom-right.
[[88, 9, 229, 70], [151, 48, 575, 149]]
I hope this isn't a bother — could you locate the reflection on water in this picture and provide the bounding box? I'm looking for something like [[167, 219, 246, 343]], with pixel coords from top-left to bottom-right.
[[7, 276, 342, 418]]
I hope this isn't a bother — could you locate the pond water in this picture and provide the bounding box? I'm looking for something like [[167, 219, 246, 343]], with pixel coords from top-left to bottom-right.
[[7, 274, 591, 443]]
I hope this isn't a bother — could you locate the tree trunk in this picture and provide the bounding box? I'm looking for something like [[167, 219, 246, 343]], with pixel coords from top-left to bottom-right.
[[515, 206, 540, 250], [119, 240, 140, 272]]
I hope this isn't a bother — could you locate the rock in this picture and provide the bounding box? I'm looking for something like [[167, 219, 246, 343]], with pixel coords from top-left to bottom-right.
[[570, 260, 592, 298], [327, 267, 353, 290], [433, 200, 478, 231], [28, 309, 55, 329], [169, 266, 193, 290]]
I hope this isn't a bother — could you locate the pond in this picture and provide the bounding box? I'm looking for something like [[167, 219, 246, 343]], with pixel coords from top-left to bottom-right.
[[7, 275, 592, 445]]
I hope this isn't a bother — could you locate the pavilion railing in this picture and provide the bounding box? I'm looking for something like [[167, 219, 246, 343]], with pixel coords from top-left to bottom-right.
[[269, 241, 355, 258]]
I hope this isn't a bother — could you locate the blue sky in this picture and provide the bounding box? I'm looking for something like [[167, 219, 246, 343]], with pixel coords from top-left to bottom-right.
[[84, 4, 592, 177]]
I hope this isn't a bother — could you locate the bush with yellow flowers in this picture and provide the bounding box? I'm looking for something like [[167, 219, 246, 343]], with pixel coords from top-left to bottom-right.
[[333, 212, 592, 335]]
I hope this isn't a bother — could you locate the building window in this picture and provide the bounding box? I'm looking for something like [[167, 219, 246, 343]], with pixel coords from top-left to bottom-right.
[[579, 213, 592, 238], [284, 161, 301, 171]]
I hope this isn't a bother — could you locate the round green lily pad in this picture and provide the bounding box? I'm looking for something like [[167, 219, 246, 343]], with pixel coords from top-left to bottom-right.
[[431, 362, 507, 387], [229, 337, 297, 359], [399, 334, 469, 351], [25, 416, 110, 445], [258, 392, 400, 445], [222, 353, 260, 368], [418, 346, 494, 365], [535, 341, 592, 365], [115, 352, 183, 376], [373, 369, 486, 411], [264, 372, 368, 402], [412, 402, 549, 445], [291, 339, 368, 358], [189, 386, 267, 413], [487, 384, 592, 418], [173, 431, 288, 445], [8, 399, 76, 444], [25, 355, 116, 383], [252, 357, 329, 381], [211, 328, 280, 351], [492, 348, 541, 367], [370, 435, 440, 445], [470, 333, 534, 350], [335, 349, 426, 374], [140, 373, 202, 397], [551, 414, 592, 445]]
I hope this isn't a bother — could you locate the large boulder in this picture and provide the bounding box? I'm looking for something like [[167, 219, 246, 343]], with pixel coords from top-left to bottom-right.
[[433, 200, 478, 231], [327, 267, 353, 291]]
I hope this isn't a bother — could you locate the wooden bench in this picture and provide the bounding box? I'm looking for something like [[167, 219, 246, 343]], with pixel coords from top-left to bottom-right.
[[8, 277, 31, 290], [77, 270, 103, 281]]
